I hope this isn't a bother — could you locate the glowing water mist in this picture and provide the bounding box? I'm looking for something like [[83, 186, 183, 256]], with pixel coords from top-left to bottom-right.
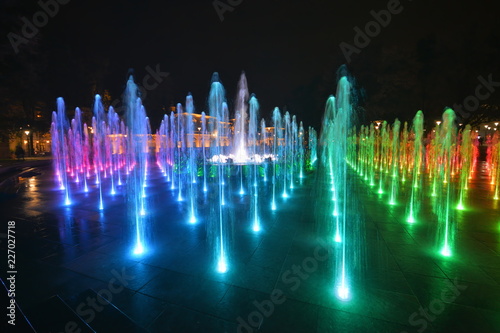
[[209, 73, 229, 273], [406, 111, 424, 223], [249, 94, 260, 232], [125, 76, 149, 255], [436, 108, 457, 257], [233, 72, 249, 162], [51, 98, 71, 206], [320, 73, 364, 301], [271, 108, 282, 211]]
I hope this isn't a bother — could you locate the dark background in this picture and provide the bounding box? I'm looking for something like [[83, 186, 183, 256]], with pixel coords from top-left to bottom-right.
[[1, 0, 499, 134]]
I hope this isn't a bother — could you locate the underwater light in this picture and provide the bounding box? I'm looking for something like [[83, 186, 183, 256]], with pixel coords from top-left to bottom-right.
[[133, 243, 144, 255], [336, 285, 350, 301], [217, 257, 228, 273]]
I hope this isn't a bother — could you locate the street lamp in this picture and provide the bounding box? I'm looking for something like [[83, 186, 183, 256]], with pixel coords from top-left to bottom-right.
[[24, 130, 30, 157], [436, 121, 441, 126]]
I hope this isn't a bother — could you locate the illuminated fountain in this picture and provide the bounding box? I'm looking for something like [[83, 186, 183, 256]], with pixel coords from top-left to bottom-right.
[[50, 71, 315, 273], [47, 65, 497, 312], [348, 105, 500, 258], [233, 72, 250, 163], [434, 109, 457, 257], [51, 98, 71, 206], [407, 111, 424, 223], [318, 73, 365, 301], [124, 77, 151, 255], [208, 72, 230, 273]]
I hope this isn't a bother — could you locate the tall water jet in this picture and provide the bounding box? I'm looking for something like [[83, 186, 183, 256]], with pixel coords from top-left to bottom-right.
[[298, 121, 305, 180], [400, 122, 409, 183], [493, 133, 500, 200], [201, 112, 208, 192], [282, 112, 291, 198], [389, 119, 401, 205], [377, 121, 388, 194], [92, 96, 107, 210], [233, 72, 249, 162], [309, 127, 318, 167], [209, 73, 229, 273], [436, 108, 457, 257], [185, 94, 198, 223], [322, 96, 341, 241], [125, 76, 149, 255], [176, 103, 184, 202], [271, 108, 282, 211], [249, 94, 260, 232], [82, 124, 90, 192], [289, 116, 298, 189], [457, 125, 472, 210], [319, 73, 364, 301], [170, 112, 176, 190], [51, 98, 71, 205], [261, 119, 268, 182], [406, 111, 424, 223]]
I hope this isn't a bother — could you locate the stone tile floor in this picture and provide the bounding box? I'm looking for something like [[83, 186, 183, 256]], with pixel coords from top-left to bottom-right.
[[0, 164, 498, 332]]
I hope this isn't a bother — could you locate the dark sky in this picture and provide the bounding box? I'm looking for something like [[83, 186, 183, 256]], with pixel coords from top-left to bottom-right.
[[1, 0, 499, 129]]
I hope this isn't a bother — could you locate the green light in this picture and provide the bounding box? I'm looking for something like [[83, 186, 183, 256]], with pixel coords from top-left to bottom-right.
[[456, 202, 464, 210], [440, 246, 452, 257], [407, 215, 415, 223]]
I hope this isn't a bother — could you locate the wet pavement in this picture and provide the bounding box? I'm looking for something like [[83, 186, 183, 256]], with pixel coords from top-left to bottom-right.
[[0, 162, 498, 332]]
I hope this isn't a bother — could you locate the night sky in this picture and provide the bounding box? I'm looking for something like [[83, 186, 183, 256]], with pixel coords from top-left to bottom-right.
[[1, 0, 499, 130]]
